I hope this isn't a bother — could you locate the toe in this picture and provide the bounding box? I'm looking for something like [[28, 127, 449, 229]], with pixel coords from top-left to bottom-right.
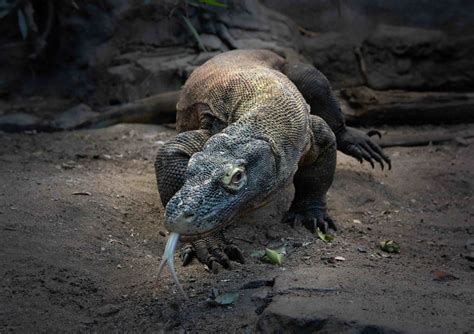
[[325, 215, 338, 231], [283, 211, 302, 228], [208, 258, 223, 274], [225, 244, 245, 264], [210, 247, 231, 269], [316, 218, 329, 234], [303, 217, 318, 233], [181, 243, 195, 266]]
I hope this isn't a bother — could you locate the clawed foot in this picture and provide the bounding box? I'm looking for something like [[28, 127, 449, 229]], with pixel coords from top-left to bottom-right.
[[284, 209, 337, 234], [180, 232, 245, 273], [337, 127, 391, 170]]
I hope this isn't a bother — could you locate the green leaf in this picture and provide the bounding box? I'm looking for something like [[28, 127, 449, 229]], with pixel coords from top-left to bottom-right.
[[250, 250, 265, 258], [181, 15, 207, 52], [207, 289, 239, 306], [264, 248, 283, 266], [379, 240, 400, 253], [317, 229, 333, 243], [17, 8, 27, 40], [199, 0, 228, 8], [251, 247, 286, 265]]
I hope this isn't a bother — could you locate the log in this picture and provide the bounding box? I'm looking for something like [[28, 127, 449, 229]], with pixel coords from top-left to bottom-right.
[[81, 87, 474, 131], [379, 129, 474, 148], [76, 90, 180, 130], [339, 87, 474, 126]]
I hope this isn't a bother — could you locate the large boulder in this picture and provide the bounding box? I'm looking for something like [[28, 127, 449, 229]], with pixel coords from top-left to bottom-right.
[[360, 25, 474, 91], [301, 33, 365, 89]]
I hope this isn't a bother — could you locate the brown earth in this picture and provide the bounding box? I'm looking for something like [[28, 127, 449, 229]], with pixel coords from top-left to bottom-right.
[[0, 123, 473, 333]]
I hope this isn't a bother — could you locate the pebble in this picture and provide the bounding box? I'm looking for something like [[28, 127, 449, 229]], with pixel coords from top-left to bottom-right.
[[96, 304, 120, 317]]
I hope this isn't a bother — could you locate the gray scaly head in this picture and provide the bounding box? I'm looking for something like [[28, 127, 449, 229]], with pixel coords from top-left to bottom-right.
[[165, 129, 277, 239], [156, 127, 279, 299]]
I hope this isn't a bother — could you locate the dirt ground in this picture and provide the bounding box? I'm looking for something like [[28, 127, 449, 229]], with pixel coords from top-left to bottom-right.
[[0, 123, 473, 333]]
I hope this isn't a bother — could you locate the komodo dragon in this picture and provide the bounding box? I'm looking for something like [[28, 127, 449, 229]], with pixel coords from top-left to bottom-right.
[[154, 49, 390, 294]]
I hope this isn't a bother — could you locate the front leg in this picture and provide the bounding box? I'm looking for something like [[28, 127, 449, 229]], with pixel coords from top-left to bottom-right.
[[337, 126, 391, 170], [155, 130, 244, 272], [287, 115, 337, 234], [181, 231, 245, 273], [155, 129, 211, 206]]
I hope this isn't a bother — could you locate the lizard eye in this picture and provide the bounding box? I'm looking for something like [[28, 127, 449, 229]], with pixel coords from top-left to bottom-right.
[[231, 170, 243, 184], [221, 165, 246, 192]]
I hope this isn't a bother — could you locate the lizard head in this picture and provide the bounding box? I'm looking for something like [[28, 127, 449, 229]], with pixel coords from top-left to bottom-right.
[[164, 133, 277, 240]]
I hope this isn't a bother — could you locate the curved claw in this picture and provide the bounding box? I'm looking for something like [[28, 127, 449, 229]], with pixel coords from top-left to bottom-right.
[[339, 127, 392, 171], [357, 146, 375, 169], [210, 246, 231, 269], [283, 211, 302, 228], [181, 244, 195, 266], [362, 142, 384, 170], [285, 211, 337, 234], [225, 244, 245, 264], [367, 130, 382, 139], [324, 215, 337, 231], [208, 257, 223, 274], [367, 140, 392, 170]]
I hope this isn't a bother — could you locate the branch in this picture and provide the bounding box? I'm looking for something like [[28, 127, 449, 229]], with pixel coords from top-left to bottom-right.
[[75, 91, 181, 130]]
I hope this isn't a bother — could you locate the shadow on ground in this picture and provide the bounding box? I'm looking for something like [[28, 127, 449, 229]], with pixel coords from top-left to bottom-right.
[[0, 124, 473, 332]]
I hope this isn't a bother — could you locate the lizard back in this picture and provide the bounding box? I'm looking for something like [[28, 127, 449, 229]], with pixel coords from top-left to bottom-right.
[[176, 49, 309, 134], [176, 49, 312, 177]]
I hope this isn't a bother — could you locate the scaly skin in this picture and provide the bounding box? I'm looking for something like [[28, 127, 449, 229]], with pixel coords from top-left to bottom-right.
[[155, 49, 390, 271]]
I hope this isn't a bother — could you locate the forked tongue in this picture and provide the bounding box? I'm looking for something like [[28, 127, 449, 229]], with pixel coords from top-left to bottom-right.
[[156, 232, 189, 301]]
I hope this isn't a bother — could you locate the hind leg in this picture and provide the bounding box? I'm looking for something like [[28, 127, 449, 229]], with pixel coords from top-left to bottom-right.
[[286, 115, 337, 233], [283, 62, 391, 170]]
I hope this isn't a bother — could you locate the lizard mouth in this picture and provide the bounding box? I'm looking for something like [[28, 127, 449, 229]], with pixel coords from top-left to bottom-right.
[[176, 218, 231, 242], [175, 187, 284, 242], [168, 182, 286, 242]]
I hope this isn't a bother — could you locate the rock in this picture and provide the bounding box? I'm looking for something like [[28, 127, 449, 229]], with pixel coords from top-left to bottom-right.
[[360, 25, 474, 91], [0, 113, 42, 132], [301, 33, 365, 89], [339, 86, 474, 125], [256, 295, 403, 334], [200, 34, 227, 51], [251, 289, 273, 315], [258, 269, 410, 332], [107, 64, 146, 83], [96, 304, 120, 317], [454, 137, 469, 147], [52, 104, 99, 130], [97, 49, 194, 103]]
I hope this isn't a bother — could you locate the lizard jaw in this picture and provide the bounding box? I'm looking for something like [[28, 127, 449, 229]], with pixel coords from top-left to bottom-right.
[[175, 219, 230, 242]]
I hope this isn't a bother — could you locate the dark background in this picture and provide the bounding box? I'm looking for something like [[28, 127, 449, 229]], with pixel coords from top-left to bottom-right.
[[1, 0, 473, 130]]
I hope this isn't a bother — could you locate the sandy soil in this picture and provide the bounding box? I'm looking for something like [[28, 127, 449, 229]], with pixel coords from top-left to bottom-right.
[[0, 123, 473, 333]]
